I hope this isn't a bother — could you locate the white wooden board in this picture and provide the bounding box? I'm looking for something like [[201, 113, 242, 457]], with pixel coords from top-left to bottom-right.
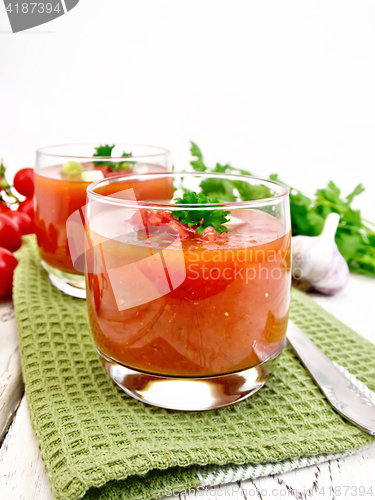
[[0, 301, 23, 443]]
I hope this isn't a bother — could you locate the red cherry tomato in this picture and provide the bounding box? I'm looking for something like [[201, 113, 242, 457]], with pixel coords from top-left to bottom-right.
[[0, 247, 18, 298], [6, 211, 34, 235], [18, 197, 34, 221], [0, 214, 22, 252], [13, 168, 34, 198], [0, 202, 10, 213]]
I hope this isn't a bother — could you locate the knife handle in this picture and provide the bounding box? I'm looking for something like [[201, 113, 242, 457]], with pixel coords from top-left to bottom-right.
[[287, 320, 375, 436]]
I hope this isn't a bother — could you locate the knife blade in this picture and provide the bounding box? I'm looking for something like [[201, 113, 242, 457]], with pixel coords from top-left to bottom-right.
[[287, 320, 375, 436]]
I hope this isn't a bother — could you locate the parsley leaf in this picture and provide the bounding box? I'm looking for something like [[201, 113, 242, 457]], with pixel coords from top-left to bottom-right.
[[190, 142, 207, 171], [188, 143, 375, 276], [93, 145, 134, 171], [275, 176, 375, 276], [189, 141, 273, 201], [94, 144, 115, 157], [0, 160, 6, 179], [199, 177, 237, 202], [190, 142, 203, 160], [233, 181, 273, 201], [346, 184, 365, 204], [117, 151, 136, 171], [0, 159, 20, 204], [173, 191, 230, 235]]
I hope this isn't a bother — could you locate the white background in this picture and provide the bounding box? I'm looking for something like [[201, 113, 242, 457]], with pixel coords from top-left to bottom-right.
[[0, 0, 374, 219]]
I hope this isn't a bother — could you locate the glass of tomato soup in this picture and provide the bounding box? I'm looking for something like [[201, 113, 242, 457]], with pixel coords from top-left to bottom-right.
[[84, 172, 291, 410], [34, 144, 172, 298]]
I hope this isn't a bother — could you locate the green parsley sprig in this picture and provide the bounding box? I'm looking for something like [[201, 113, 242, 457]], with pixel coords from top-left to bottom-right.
[[173, 191, 230, 235], [93, 144, 135, 172], [0, 159, 21, 205], [189, 142, 273, 201], [271, 175, 375, 276], [188, 141, 375, 276]]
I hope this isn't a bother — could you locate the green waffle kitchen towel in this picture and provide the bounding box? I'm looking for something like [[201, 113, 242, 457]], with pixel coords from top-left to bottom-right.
[[13, 236, 375, 500]]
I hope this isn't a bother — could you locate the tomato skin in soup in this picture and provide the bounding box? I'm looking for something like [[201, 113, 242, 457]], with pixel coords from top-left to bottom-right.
[[34, 164, 173, 274]]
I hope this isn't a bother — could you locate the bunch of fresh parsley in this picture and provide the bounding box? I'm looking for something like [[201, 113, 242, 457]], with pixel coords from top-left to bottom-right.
[[93, 144, 135, 171], [275, 176, 375, 276], [188, 142, 375, 276], [189, 142, 273, 201], [174, 191, 230, 235]]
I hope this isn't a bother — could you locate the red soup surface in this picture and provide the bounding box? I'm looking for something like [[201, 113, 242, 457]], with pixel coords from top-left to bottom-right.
[[34, 164, 173, 274], [86, 208, 291, 377]]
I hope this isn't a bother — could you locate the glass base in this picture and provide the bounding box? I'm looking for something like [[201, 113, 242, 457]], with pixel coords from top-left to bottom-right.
[[98, 347, 283, 411], [41, 260, 86, 299]]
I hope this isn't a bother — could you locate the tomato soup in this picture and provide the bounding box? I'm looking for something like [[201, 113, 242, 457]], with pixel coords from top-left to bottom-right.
[[34, 164, 173, 274], [86, 209, 291, 377]]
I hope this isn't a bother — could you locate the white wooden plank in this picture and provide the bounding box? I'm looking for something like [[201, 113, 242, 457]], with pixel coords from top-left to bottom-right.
[[180, 447, 375, 499], [311, 273, 375, 344], [241, 448, 375, 499], [0, 395, 52, 500], [0, 301, 24, 442]]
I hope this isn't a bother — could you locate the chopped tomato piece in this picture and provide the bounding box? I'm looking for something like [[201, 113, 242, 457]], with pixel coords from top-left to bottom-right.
[[201, 226, 228, 241]]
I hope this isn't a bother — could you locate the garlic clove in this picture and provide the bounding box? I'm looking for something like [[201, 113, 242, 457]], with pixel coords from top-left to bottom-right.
[[292, 212, 350, 295]]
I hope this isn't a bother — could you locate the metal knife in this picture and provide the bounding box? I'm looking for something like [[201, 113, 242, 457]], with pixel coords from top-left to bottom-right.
[[287, 320, 375, 436]]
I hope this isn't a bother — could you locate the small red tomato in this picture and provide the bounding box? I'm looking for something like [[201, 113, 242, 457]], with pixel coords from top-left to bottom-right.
[[18, 197, 34, 221], [0, 247, 18, 298], [6, 211, 34, 235], [0, 214, 22, 252], [13, 168, 34, 198], [0, 202, 10, 213]]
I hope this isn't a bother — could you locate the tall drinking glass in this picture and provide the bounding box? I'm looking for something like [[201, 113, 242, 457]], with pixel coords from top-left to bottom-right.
[[34, 144, 172, 298], [82, 172, 291, 410]]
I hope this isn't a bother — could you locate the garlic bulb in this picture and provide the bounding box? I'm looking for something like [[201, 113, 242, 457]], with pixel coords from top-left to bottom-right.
[[292, 212, 349, 295]]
